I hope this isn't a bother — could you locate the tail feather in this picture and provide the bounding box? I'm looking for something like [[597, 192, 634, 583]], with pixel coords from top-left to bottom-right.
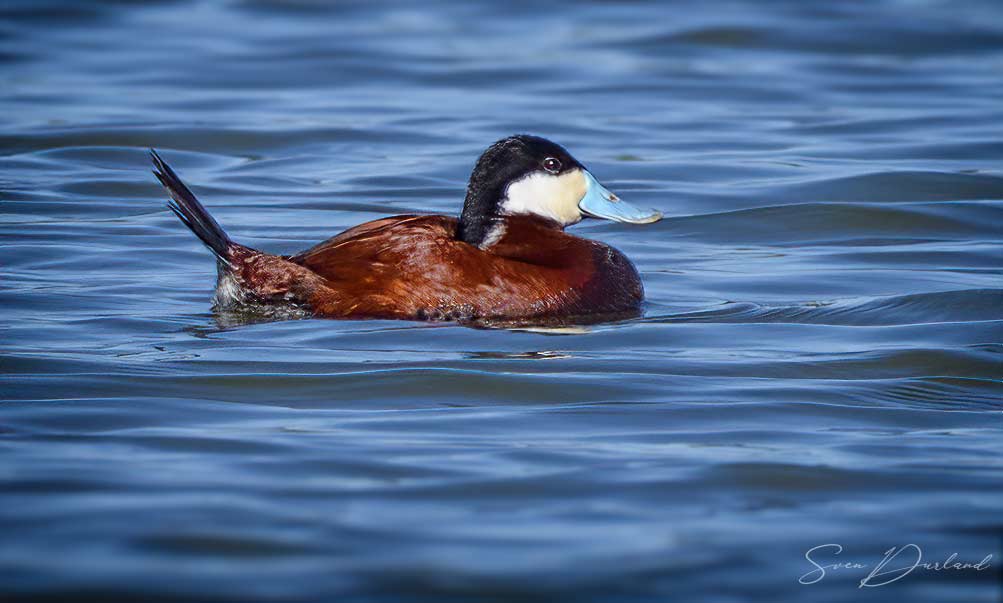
[[151, 149, 232, 265]]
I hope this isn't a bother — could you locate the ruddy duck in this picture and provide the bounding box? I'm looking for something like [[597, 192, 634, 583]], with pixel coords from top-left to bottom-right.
[[152, 135, 661, 323]]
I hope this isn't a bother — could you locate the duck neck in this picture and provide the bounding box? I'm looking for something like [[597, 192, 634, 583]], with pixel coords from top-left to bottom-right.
[[456, 184, 506, 247], [458, 198, 572, 251]]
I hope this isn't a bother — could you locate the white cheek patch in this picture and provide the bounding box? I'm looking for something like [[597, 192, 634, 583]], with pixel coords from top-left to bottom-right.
[[500, 169, 587, 226]]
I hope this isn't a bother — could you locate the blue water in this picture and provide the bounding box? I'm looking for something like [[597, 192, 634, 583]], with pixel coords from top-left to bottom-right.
[[2, 1, 1002, 601]]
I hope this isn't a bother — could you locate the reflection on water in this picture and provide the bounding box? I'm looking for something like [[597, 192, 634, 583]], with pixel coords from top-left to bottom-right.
[[2, 0, 1002, 601]]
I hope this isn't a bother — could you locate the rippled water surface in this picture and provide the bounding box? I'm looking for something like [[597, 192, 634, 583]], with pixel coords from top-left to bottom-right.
[[2, 1, 1002, 601]]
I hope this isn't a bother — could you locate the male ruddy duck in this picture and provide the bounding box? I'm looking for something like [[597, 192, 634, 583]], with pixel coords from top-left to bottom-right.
[[152, 135, 661, 323]]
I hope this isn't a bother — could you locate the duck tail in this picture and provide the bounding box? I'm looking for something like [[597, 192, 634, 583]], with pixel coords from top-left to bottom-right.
[[151, 149, 232, 266]]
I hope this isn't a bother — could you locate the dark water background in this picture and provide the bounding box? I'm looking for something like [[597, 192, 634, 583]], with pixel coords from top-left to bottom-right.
[[2, 1, 1002, 601]]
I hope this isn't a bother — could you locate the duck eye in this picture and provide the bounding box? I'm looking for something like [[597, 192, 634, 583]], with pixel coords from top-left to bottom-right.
[[542, 157, 562, 174]]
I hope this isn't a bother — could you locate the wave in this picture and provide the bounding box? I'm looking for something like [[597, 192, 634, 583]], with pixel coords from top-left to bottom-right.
[[647, 289, 1003, 326]]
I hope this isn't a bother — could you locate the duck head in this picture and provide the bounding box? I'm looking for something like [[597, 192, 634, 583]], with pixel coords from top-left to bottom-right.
[[456, 135, 662, 248]]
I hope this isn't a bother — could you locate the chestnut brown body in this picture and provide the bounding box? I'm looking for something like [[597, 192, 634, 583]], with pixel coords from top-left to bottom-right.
[[225, 214, 643, 321]]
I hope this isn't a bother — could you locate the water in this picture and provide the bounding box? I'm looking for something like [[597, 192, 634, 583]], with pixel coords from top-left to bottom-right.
[[2, 1, 1002, 601]]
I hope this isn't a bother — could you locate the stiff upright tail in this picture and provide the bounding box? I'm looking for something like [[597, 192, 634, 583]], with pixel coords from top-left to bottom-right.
[[151, 149, 232, 265]]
